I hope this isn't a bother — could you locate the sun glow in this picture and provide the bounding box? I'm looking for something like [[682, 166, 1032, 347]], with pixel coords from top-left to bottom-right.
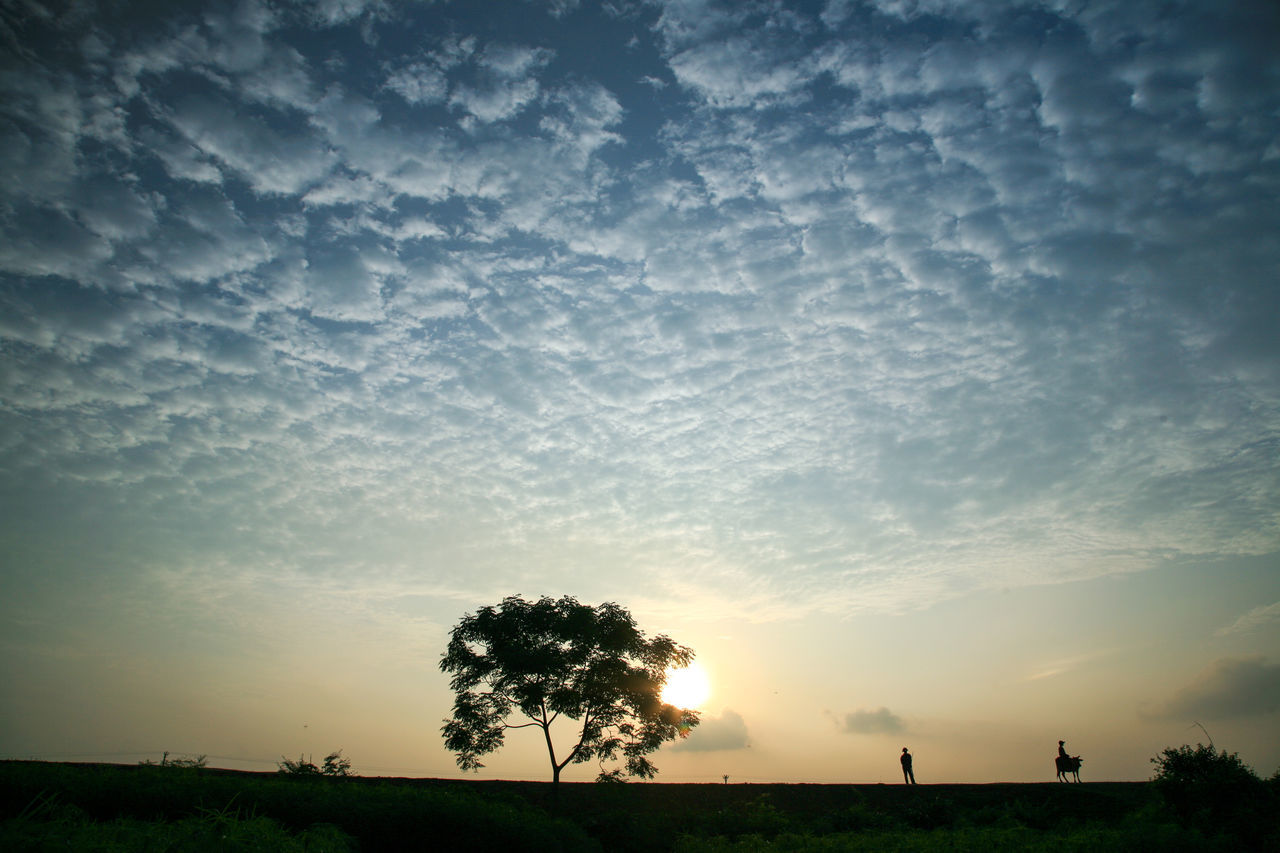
[[661, 661, 711, 710]]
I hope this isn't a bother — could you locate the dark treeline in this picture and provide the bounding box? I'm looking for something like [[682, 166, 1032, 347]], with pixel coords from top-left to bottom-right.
[[2, 760, 1277, 851]]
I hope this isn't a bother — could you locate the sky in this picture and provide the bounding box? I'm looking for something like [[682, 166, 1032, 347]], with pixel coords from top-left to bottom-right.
[[1, 0, 1278, 784]]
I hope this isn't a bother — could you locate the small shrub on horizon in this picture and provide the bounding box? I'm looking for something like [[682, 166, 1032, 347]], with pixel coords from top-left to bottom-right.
[[139, 751, 207, 769], [322, 749, 353, 777], [278, 749, 352, 777]]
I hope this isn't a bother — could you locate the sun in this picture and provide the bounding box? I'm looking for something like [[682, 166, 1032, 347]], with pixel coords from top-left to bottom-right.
[[661, 661, 711, 710]]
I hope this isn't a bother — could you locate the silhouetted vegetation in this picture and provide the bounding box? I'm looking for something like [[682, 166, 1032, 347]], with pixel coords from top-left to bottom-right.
[[440, 595, 700, 787], [3, 789, 355, 852], [278, 749, 353, 777], [138, 751, 207, 769], [4, 759, 1279, 851], [1150, 742, 1277, 847]]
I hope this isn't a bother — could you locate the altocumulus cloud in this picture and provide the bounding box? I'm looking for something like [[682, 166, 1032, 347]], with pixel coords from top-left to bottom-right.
[[0, 0, 1277, 636]]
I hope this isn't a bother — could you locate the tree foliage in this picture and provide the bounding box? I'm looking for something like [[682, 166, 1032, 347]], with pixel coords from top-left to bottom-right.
[[1150, 742, 1272, 841], [439, 595, 699, 785], [1150, 742, 1259, 788]]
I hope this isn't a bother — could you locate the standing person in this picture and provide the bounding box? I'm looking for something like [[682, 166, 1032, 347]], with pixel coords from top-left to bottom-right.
[[900, 747, 916, 784]]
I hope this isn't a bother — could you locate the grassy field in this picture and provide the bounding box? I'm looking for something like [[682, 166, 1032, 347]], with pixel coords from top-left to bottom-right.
[[1, 760, 1274, 851]]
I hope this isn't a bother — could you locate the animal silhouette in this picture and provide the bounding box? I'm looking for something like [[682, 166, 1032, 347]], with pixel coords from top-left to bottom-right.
[[1055, 754, 1082, 782]]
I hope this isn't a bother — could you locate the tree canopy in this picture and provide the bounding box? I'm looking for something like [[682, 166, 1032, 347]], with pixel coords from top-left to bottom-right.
[[440, 595, 699, 785]]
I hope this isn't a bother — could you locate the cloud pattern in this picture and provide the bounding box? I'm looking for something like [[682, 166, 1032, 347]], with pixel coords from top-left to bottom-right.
[[1, 0, 1278, 627]]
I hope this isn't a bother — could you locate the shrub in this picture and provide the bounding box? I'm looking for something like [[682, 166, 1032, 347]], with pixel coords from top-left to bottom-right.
[[1150, 742, 1274, 845], [139, 751, 207, 768], [278, 749, 352, 777], [1151, 743, 1258, 788]]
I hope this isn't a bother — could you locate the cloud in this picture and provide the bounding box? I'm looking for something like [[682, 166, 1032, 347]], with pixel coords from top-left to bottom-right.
[[0, 0, 1277, 632], [840, 707, 906, 735], [385, 62, 449, 105], [447, 43, 554, 124], [1216, 602, 1280, 637], [1024, 650, 1114, 682], [669, 37, 812, 108], [163, 92, 336, 196], [539, 82, 623, 161], [1146, 657, 1280, 721], [673, 709, 749, 752]]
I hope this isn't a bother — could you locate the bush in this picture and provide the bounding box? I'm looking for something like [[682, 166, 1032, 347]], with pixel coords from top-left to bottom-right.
[[1151, 743, 1258, 788], [1150, 743, 1275, 846], [278, 749, 352, 777], [139, 751, 208, 768]]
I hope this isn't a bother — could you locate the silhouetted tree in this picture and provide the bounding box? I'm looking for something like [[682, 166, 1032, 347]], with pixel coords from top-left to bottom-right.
[[440, 595, 699, 788]]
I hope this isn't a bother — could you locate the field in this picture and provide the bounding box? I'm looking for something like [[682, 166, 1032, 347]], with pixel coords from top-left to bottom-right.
[[1, 760, 1274, 851]]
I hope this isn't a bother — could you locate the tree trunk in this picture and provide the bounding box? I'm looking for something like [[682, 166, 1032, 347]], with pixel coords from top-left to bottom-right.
[[542, 719, 562, 804]]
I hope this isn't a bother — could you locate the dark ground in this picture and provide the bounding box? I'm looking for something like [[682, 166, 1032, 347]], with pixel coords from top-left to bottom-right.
[[2, 761, 1273, 852]]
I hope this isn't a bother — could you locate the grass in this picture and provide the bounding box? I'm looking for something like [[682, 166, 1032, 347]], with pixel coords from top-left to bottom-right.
[[1, 761, 1274, 852], [1, 789, 356, 852]]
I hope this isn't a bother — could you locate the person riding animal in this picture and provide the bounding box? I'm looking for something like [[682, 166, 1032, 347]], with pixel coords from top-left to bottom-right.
[[1055, 740, 1083, 782]]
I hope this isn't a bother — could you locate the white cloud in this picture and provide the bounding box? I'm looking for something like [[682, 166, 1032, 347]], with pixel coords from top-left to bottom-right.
[[164, 93, 336, 196], [669, 37, 811, 107], [1216, 602, 1280, 637], [137, 189, 275, 285], [139, 128, 225, 185], [308, 0, 385, 26], [385, 62, 448, 105], [478, 43, 554, 80], [444, 43, 554, 124], [450, 77, 542, 124], [301, 173, 394, 209], [540, 82, 623, 157]]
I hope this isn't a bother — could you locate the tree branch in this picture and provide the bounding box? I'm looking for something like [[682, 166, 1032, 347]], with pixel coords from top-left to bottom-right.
[[557, 708, 594, 772]]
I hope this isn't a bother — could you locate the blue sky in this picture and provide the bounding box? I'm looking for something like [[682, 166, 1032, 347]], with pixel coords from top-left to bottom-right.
[[2, 0, 1278, 782]]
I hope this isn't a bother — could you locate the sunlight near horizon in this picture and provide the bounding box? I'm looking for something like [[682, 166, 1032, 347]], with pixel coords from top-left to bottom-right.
[[661, 662, 711, 710]]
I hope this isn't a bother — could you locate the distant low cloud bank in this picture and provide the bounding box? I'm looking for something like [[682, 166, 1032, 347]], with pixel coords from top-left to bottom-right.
[[1146, 656, 1280, 721], [675, 709, 750, 752], [840, 707, 905, 735]]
